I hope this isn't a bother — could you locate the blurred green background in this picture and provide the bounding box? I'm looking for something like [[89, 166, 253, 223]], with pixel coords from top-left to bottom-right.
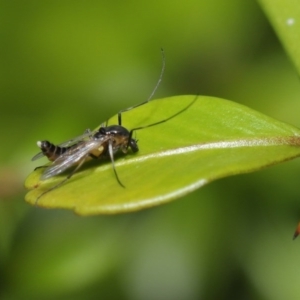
[[1, 0, 300, 299]]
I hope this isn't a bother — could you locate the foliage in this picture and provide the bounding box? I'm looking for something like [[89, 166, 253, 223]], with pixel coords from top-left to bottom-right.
[[1, 1, 300, 300]]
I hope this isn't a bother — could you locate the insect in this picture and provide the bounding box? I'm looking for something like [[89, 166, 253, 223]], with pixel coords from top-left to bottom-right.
[[32, 51, 197, 203]]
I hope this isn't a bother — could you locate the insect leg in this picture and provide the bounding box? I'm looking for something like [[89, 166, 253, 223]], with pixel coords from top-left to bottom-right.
[[107, 139, 125, 188], [34, 165, 47, 171], [35, 156, 89, 205], [117, 48, 165, 125]]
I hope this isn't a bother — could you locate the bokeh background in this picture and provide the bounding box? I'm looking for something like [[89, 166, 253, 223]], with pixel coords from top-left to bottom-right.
[[1, 1, 300, 299]]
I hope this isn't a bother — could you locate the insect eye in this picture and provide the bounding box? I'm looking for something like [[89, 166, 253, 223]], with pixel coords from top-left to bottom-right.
[[130, 139, 139, 153]]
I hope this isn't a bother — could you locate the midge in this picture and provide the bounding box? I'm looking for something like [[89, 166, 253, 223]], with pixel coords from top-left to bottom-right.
[[32, 52, 196, 203]]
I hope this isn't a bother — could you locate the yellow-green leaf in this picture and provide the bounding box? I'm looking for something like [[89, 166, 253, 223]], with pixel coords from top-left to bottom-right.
[[25, 95, 300, 215]]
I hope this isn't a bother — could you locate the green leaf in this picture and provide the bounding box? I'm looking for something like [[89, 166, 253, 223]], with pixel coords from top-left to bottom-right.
[[24, 95, 300, 215], [258, 0, 300, 74]]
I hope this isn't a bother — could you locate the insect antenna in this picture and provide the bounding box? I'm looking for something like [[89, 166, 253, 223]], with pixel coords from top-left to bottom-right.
[[144, 48, 165, 104], [117, 48, 166, 126], [127, 96, 198, 148]]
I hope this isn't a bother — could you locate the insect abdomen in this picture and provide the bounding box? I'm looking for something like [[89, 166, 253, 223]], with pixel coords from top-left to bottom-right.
[[37, 140, 68, 161]]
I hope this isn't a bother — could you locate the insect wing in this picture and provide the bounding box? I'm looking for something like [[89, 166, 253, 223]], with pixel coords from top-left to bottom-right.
[[57, 129, 95, 147], [31, 152, 47, 161], [40, 138, 106, 180], [31, 129, 96, 161]]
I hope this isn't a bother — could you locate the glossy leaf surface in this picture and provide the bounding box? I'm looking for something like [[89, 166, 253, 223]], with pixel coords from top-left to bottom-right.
[[25, 95, 300, 215]]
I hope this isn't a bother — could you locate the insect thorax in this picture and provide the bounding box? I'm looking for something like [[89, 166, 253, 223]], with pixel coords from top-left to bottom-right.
[[95, 125, 139, 153]]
